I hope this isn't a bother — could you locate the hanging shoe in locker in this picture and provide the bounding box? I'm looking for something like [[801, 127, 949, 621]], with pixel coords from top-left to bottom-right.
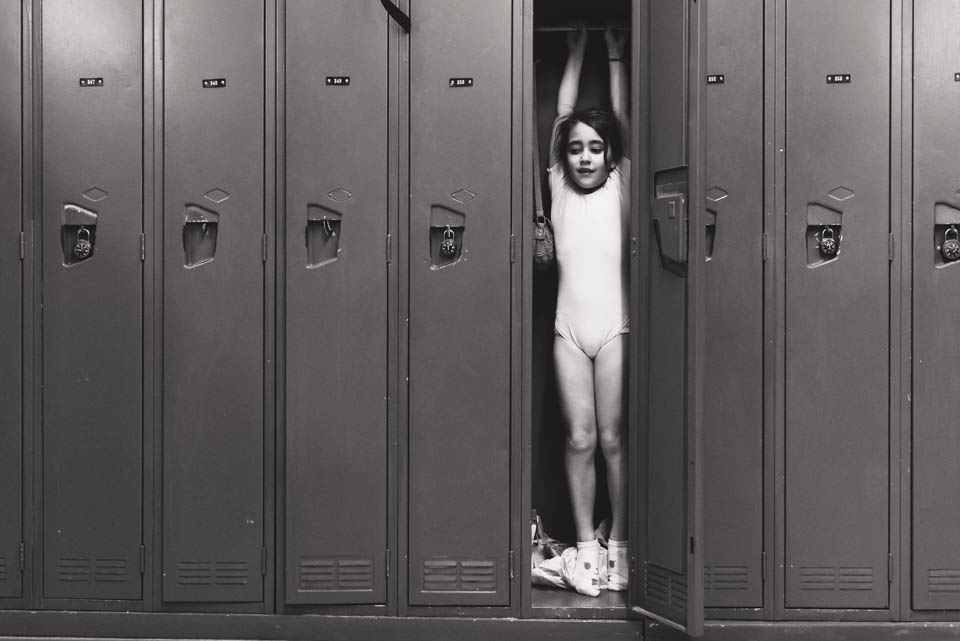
[[406, 0, 516, 608], [283, 0, 391, 607], [39, 0, 144, 602], [161, 0, 266, 605], [0, 0, 24, 602]]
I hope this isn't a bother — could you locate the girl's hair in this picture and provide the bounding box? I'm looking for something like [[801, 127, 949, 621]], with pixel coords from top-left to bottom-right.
[[553, 108, 624, 180]]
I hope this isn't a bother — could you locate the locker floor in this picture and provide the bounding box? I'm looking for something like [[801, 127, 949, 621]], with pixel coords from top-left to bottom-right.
[[531, 585, 628, 618]]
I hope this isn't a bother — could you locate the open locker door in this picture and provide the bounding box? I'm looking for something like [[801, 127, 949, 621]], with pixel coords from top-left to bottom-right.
[[630, 0, 705, 636]]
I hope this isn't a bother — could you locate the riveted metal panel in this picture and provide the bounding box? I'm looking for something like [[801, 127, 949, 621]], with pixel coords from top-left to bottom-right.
[[162, 0, 264, 604], [407, 0, 513, 607], [784, 0, 890, 609], [912, 0, 960, 613], [283, 0, 389, 606], [0, 0, 22, 601], [40, 0, 143, 601], [703, 0, 764, 609]]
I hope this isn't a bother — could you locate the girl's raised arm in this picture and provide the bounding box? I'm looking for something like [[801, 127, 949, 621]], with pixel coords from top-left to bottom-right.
[[605, 27, 630, 159], [549, 25, 587, 167]]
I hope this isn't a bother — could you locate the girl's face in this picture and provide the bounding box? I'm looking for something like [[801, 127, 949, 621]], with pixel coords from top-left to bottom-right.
[[565, 121, 611, 191]]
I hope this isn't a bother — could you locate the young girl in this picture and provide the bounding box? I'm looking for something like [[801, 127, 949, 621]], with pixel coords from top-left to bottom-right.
[[548, 25, 630, 597]]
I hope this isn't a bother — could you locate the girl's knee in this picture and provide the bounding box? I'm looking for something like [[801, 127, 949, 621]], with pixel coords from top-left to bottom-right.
[[566, 424, 597, 454], [598, 426, 624, 457]]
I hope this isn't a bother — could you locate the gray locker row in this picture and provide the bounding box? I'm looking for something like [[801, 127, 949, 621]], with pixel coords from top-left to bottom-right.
[[0, 0, 517, 614], [3, 0, 960, 630]]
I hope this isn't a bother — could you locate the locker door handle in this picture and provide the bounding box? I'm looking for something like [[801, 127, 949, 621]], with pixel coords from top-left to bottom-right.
[[652, 193, 688, 277], [380, 0, 410, 32]]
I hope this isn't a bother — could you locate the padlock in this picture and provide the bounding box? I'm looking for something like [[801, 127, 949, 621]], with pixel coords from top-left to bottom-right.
[[439, 226, 457, 258], [819, 225, 838, 257], [73, 226, 93, 259], [942, 225, 960, 262]]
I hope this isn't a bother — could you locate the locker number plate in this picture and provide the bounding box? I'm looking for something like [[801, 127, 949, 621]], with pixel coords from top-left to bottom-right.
[[449, 78, 474, 88], [79, 78, 104, 87], [707, 74, 725, 84], [826, 74, 851, 84], [203, 78, 227, 88], [326, 76, 351, 86]]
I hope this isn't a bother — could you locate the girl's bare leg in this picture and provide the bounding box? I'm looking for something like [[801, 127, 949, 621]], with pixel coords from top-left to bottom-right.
[[595, 334, 628, 541], [554, 336, 598, 543]]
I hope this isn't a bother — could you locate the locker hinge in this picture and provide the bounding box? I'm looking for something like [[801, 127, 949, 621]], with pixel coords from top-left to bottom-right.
[[889, 553, 894, 582], [761, 232, 769, 262], [262, 235, 268, 263], [761, 551, 767, 582], [630, 554, 638, 575], [139, 545, 145, 574], [19, 232, 25, 261], [385, 549, 391, 579], [140, 233, 146, 261], [509, 550, 515, 580], [889, 234, 895, 261], [19, 542, 25, 572], [261, 547, 267, 576], [510, 234, 516, 263], [386, 234, 392, 264]]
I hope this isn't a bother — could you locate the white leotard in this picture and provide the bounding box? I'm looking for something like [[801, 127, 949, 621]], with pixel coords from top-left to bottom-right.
[[549, 158, 631, 359]]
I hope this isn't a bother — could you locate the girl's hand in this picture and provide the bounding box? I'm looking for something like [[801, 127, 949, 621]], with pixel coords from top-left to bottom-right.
[[567, 23, 588, 59], [604, 27, 626, 59]]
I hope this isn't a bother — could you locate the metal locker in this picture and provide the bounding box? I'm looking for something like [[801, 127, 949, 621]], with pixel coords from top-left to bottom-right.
[[407, 0, 513, 607], [632, 0, 705, 634], [283, 0, 389, 606], [162, 0, 265, 604], [703, 0, 764, 609], [0, 0, 22, 600], [784, 0, 890, 609], [40, 0, 143, 601], [911, 0, 960, 612]]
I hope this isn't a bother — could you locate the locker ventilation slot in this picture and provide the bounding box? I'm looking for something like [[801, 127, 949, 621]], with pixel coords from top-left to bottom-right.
[[0, 556, 6, 581], [799, 566, 873, 591], [57, 557, 129, 584], [298, 557, 374, 592], [928, 569, 960, 593], [704, 565, 748, 591], [643, 563, 688, 611], [176, 560, 249, 586], [423, 559, 496, 592]]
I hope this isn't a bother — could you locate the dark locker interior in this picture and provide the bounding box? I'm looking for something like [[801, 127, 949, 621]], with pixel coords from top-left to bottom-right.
[[40, 0, 144, 601], [161, 0, 266, 606], [0, 0, 23, 601], [282, 0, 390, 608], [530, 0, 631, 614]]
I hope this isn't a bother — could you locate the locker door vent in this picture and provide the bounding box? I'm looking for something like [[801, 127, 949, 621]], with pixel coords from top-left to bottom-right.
[[298, 557, 374, 592], [176, 560, 249, 586], [642, 563, 688, 611], [704, 565, 748, 591], [422, 559, 496, 592], [57, 557, 129, 584], [799, 566, 874, 592], [0, 556, 6, 582], [928, 569, 960, 593]]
